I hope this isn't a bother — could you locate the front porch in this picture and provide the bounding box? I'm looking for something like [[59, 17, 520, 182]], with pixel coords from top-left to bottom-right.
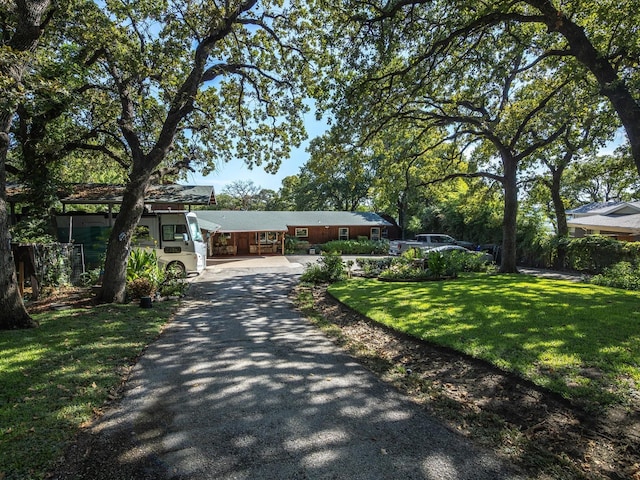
[[208, 230, 286, 257]]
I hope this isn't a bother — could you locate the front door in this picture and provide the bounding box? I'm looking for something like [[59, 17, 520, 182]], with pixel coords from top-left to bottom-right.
[[237, 233, 250, 255]]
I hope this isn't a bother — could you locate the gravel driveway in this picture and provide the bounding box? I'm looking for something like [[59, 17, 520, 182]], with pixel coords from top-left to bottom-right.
[[54, 261, 525, 480]]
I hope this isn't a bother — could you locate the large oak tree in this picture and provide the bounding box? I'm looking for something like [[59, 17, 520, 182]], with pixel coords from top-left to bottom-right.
[[59, 0, 314, 303], [1, 0, 53, 329]]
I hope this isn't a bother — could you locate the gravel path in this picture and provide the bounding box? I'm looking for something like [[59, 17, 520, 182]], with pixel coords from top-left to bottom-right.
[[54, 263, 525, 479]]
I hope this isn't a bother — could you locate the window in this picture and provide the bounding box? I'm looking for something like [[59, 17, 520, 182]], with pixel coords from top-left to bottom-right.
[[162, 224, 188, 242], [257, 232, 278, 244], [338, 227, 349, 240], [370, 227, 381, 241], [295, 227, 308, 238]]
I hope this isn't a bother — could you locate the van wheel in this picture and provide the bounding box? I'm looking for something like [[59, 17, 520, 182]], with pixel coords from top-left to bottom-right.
[[166, 261, 186, 279]]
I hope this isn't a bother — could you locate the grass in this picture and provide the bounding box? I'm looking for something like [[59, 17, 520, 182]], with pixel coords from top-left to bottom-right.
[[0, 300, 177, 480], [328, 274, 640, 411]]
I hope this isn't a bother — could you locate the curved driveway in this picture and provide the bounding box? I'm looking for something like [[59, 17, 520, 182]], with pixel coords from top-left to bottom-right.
[[62, 257, 525, 479]]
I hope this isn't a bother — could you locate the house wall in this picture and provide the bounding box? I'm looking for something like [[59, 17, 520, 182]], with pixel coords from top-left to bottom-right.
[[288, 225, 385, 245]]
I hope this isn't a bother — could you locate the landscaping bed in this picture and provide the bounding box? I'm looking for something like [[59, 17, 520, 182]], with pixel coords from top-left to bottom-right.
[[297, 284, 640, 480]]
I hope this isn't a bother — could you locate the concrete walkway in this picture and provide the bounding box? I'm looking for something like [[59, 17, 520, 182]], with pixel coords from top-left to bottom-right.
[[61, 260, 525, 479]]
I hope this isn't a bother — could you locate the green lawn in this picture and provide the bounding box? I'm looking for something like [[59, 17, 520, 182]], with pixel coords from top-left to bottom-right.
[[0, 301, 176, 480], [328, 274, 640, 410]]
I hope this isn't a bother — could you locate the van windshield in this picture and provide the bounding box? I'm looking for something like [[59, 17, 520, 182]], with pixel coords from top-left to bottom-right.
[[187, 215, 204, 242]]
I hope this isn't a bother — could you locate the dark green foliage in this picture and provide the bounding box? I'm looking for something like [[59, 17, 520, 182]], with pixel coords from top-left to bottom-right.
[[591, 262, 640, 290], [566, 236, 623, 273], [520, 236, 640, 275], [284, 235, 301, 254], [319, 239, 389, 255], [126, 248, 164, 299], [377, 248, 493, 281], [10, 218, 56, 244], [300, 252, 347, 284], [355, 257, 394, 277], [158, 264, 189, 297]]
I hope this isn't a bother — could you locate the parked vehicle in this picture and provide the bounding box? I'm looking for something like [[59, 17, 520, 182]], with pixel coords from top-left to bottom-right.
[[56, 211, 209, 275], [420, 244, 494, 263], [389, 234, 457, 255]]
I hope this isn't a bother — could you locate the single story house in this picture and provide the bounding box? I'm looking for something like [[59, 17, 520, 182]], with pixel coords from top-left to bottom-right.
[[567, 201, 640, 241], [195, 210, 394, 256]]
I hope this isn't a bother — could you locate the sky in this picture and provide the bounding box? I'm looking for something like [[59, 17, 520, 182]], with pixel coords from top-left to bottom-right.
[[182, 110, 330, 193]]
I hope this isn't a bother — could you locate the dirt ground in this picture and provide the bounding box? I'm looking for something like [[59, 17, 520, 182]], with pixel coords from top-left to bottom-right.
[[302, 285, 640, 480]]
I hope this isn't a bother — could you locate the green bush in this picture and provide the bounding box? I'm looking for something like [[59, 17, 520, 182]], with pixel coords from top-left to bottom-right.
[[126, 277, 155, 298], [300, 252, 347, 284], [591, 262, 640, 290], [566, 236, 624, 273], [524, 236, 640, 274], [425, 251, 448, 278], [320, 239, 389, 255], [126, 248, 164, 298], [285, 235, 303, 254], [158, 263, 188, 297], [356, 257, 394, 277], [379, 261, 433, 281], [377, 248, 491, 281]]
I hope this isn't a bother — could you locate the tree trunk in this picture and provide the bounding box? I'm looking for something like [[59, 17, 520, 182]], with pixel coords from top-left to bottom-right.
[[397, 193, 407, 240], [529, 0, 640, 173], [97, 170, 151, 303], [549, 167, 569, 270], [500, 157, 518, 273], [0, 0, 52, 329]]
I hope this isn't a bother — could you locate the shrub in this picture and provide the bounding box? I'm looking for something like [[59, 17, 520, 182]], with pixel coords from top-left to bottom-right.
[[379, 262, 433, 281], [126, 277, 155, 298], [320, 239, 389, 255], [300, 252, 347, 284], [285, 235, 302, 254], [591, 262, 640, 290], [126, 248, 164, 299], [566, 236, 623, 273], [377, 249, 491, 281], [425, 251, 448, 278], [356, 257, 394, 277], [158, 263, 189, 297]]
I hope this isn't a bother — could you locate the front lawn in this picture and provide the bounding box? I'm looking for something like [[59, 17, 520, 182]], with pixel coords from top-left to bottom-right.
[[328, 274, 640, 411], [0, 300, 176, 480]]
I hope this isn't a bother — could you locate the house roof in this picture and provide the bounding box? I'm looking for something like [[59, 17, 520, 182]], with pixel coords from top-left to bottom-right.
[[566, 201, 623, 216], [6, 183, 216, 206], [196, 210, 393, 233], [567, 213, 640, 233], [567, 201, 640, 217]]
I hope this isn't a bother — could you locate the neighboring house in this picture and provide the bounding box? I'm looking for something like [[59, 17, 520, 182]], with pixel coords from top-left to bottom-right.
[[196, 210, 394, 256], [567, 201, 640, 241]]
